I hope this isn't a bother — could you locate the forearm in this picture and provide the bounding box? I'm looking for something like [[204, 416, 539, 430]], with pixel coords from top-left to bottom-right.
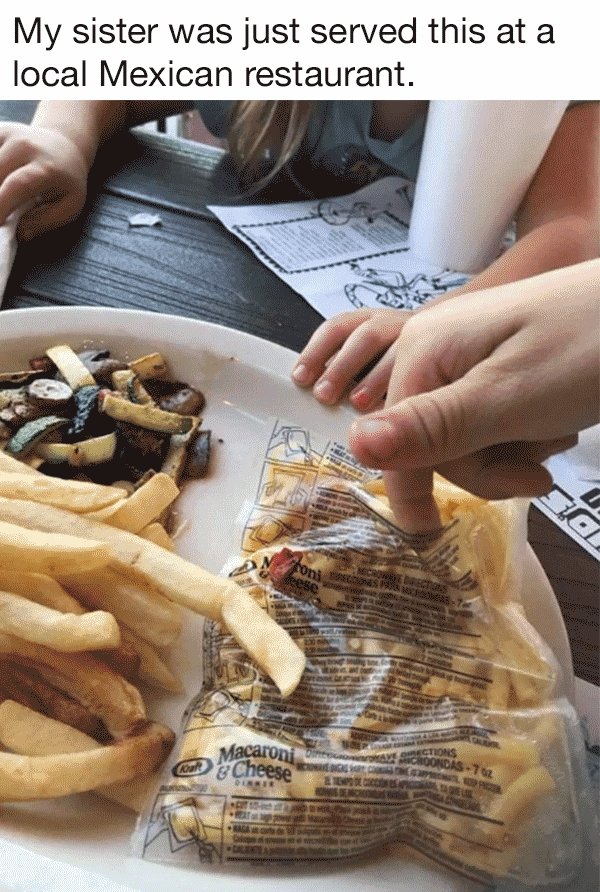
[[31, 101, 192, 170], [441, 215, 599, 299], [427, 102, 599, 305], [31, 102, 129, 170]]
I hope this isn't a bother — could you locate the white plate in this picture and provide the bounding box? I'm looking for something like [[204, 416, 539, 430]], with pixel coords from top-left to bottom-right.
[[0, 307, 574, 892]]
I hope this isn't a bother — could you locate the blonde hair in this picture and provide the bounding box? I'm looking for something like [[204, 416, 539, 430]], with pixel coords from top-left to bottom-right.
[[228, 101, 314, 190]]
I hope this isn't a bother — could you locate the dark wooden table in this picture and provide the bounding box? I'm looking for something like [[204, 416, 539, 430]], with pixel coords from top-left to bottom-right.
[[1, 101, 598, 685]]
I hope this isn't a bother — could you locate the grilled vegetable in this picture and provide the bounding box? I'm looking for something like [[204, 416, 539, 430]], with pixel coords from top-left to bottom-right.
[[99, 392, 194, 435], [161, 419, 201, 485], [0, 389, 43, 428], [5, 416, 70, 457], [45, 346, 96, 391], [29, 357, 57, 375], [4, 343, 214, 520], [127, 376, 154, 406], [184, 429, 211, 479], [111, 371, 154, 406], [117, 422, 168, 479], [129, 353, 168, 380], [66, 386, 101, 441], [158, 386, 204, 416], [36, 433, 118, 467], [0, 371, 45, 388], [28, 379, 74, 410], [78, 350, 128, 386]]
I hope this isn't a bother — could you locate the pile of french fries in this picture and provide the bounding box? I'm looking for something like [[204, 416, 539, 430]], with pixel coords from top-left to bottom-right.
[[0, 449, 304, 807]]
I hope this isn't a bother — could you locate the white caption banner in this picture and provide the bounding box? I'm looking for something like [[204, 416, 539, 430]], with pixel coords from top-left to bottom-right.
[[0, 0, 597, 98]]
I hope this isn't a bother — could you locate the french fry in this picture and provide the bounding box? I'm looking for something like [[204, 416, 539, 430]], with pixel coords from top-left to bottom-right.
[[61, 566, 182, 648], [362, 476, 386, 496], [0, 718, 174, 800], [0, 472, 127, 514], [139, 522, 175, 552], [0, 520, 111, 576], [0, 662, 47, 713], [1, 661, 109, 741], [0, 449, 39, 476], [0, 701, 156, 812], [0, 633, 146, 737], [0, 590, 120, 652], [0, 497, 232, 620], [121, 627, 183, 693], [93, 639, 141, 681], [0, 499, 305, 691], [220, 587, 305, 698], [85, 499, 128, 522], [88, 473, 180, 534], [0, 573, 141, 674], [0, 571, 84, 614]]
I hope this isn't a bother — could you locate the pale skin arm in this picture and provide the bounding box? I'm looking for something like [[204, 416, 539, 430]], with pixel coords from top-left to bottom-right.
[[0, 101, 192, 238], [293, 102, 600, 410]]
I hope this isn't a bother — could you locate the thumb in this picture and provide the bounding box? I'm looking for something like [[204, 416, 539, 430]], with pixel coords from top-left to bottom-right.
[[348, 376, 495, 534], [349, 371, 509, 472]]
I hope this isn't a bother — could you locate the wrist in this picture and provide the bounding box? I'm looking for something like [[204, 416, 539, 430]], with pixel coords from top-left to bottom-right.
[[31, 101, 127, 171]]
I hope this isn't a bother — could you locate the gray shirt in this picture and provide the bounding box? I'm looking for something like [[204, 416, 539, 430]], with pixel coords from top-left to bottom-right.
[[197, 100, 426, 194]]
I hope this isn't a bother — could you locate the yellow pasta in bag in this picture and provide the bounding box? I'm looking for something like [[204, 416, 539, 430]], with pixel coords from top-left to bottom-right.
[[134, 422, 592, 887]]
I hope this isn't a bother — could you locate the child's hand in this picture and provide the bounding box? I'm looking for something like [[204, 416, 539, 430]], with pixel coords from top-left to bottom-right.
[[292, 308, 413, 410], [0, 123, 88, 240]]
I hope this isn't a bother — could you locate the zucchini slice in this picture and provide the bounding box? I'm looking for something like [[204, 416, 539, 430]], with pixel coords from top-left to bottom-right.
[[100, 392, 194, 435], [36, 432, 117, 467], [5, 415, 70, 457], [0, 370, 44, 388], [129, 353, 168, 380], [111, 370, 154, 405], [161, 418, 201, 484], [67, 385, 101, 440], [111, 370, 133, 394], [45, 345, 97, 391], [127, 376, 154, 406]]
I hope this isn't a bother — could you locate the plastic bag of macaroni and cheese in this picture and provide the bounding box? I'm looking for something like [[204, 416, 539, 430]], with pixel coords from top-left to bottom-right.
[[134, 422, 596, 887]]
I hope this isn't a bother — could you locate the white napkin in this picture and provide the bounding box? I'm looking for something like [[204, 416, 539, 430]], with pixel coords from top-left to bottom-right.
[[0, 211, 20, 308]]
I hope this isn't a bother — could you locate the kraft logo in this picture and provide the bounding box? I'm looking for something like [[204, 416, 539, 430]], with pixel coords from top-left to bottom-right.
[[172, 757, 214, 777]]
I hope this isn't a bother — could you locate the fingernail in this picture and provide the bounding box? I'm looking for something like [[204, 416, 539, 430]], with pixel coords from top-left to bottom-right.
[[313, 379, 335, 403], [292, 363, 310, 385], [350, 387, 371, 410], [351, 418, 398, 459]]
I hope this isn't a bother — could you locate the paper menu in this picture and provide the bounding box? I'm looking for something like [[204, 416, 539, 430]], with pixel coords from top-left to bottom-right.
[[535, 424, 600, 562], [209, 176, 469, 319]]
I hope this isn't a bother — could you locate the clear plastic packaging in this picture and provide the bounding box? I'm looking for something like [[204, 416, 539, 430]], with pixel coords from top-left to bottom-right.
[[133, 424, 595, 887]]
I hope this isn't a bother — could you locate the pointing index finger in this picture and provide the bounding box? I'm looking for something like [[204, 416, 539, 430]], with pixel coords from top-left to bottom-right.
[[383, 468, 440, 533]]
